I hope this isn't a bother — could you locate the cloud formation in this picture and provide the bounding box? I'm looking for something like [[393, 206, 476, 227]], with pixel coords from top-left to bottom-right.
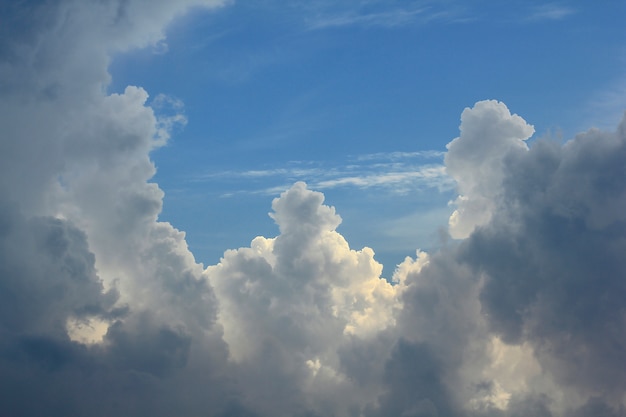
[[461, 111, 626, 404], [1, 1, 626, 417], [445, 100, 535, 239], [194, 151, 453, 197], [527, 4, 576, 21]]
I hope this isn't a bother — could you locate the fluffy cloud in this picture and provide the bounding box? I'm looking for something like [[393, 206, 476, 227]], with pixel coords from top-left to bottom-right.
[[0, 1, 235, 416], [206, 182, 403, 415], [1, 1, 626, 416], [445, 100, 535, 239]]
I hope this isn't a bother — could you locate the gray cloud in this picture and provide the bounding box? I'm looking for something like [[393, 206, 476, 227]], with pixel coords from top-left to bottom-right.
[[461, 113, 626, 402], [0, 208, 117, 341]]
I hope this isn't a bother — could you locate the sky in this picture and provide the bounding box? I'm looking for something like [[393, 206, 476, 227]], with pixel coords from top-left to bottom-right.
[[107, 0, 626, 273], [1, 1, 626, 417]]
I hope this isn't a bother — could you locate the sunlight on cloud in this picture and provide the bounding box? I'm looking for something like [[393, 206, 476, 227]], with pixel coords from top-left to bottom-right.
[[206, 182, 404, 363], [467, 337, 543, 411], [66, 317, 111, 345]]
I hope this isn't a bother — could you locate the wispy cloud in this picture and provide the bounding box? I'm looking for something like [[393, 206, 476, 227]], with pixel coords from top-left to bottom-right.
[[583, 75, 626, 131], [314, 165, 449, 190], [527, 4, 576, 21], [307, 7, 428, 29], [192, 151, 454, 196], [298, 0, 473, 30], [355, 150, 445, 161]]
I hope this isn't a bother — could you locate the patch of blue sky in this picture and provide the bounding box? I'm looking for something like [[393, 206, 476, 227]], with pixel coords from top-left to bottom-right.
[[108, 0, 626, 274]]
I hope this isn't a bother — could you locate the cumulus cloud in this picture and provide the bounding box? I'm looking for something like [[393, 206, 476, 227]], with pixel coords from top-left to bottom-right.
[[445, 100, 535, 239], [206, 182, 404, 415], [460, 112, 626, 406], [2, 1, 626, 416], [443, 100, 626, 415], [0, 1, 236, 416]]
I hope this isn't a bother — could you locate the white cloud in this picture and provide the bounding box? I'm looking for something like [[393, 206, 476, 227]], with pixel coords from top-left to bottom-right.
[[355, 150, 445, 161], [206, 182, 406, 414], [314, 165, 452, 192], [299, 0, 467, 30], [307, 8, 428, 29], [193, 152, 454, 196], [584, 76, 626, 131], [445, 100, 535, 239], [207, 182, 404, 351]]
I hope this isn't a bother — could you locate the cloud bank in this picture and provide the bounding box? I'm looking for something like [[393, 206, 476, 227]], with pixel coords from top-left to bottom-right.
[[1, 1, 626, 417]]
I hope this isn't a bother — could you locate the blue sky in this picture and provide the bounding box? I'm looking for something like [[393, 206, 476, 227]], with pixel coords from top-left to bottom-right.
[[107, 1, 626, 273]]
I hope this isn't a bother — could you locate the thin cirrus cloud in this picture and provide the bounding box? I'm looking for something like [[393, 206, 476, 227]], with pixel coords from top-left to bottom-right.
[[306, 7, 430, 30], [192, 152, 454, 196], [299, 0, 468, 30], [2, 1, 626, 417], [584, 76, 626, 131], [527, 4, 576, 21]]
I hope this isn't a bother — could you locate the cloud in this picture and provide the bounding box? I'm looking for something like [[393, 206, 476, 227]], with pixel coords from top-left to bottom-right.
[[584, 77, 626, 132], [300, 1, 466, 30], [307, 8, 428, 30], [193, 152, 454, 196], [367, 101, 626, 416], [2, 1, 626, 416], [527, 4, 576, 21], [0, 1, 238, 416], [206, 182, 404, 415], [355, 150, 445, 161], [0, 204, 119, 340], [459, 112, 626, 404], [445, 100, 535, 239]]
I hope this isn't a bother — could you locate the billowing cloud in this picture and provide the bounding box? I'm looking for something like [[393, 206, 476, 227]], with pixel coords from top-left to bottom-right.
[[0, 1, 236, 416], [460, 110, 626, 406], [206, 182, 403, 415], [1, 1, 626, 417], [444, 101, 626, 415], [445, 100, 535, 239]]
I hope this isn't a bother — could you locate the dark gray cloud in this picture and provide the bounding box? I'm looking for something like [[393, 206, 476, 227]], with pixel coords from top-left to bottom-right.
[[461, 115, 626, 402], [0, 205, 237, 416], [0, 204, 118, 339], [566, 398, 626, 417], [367, 339, 455, 417]]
